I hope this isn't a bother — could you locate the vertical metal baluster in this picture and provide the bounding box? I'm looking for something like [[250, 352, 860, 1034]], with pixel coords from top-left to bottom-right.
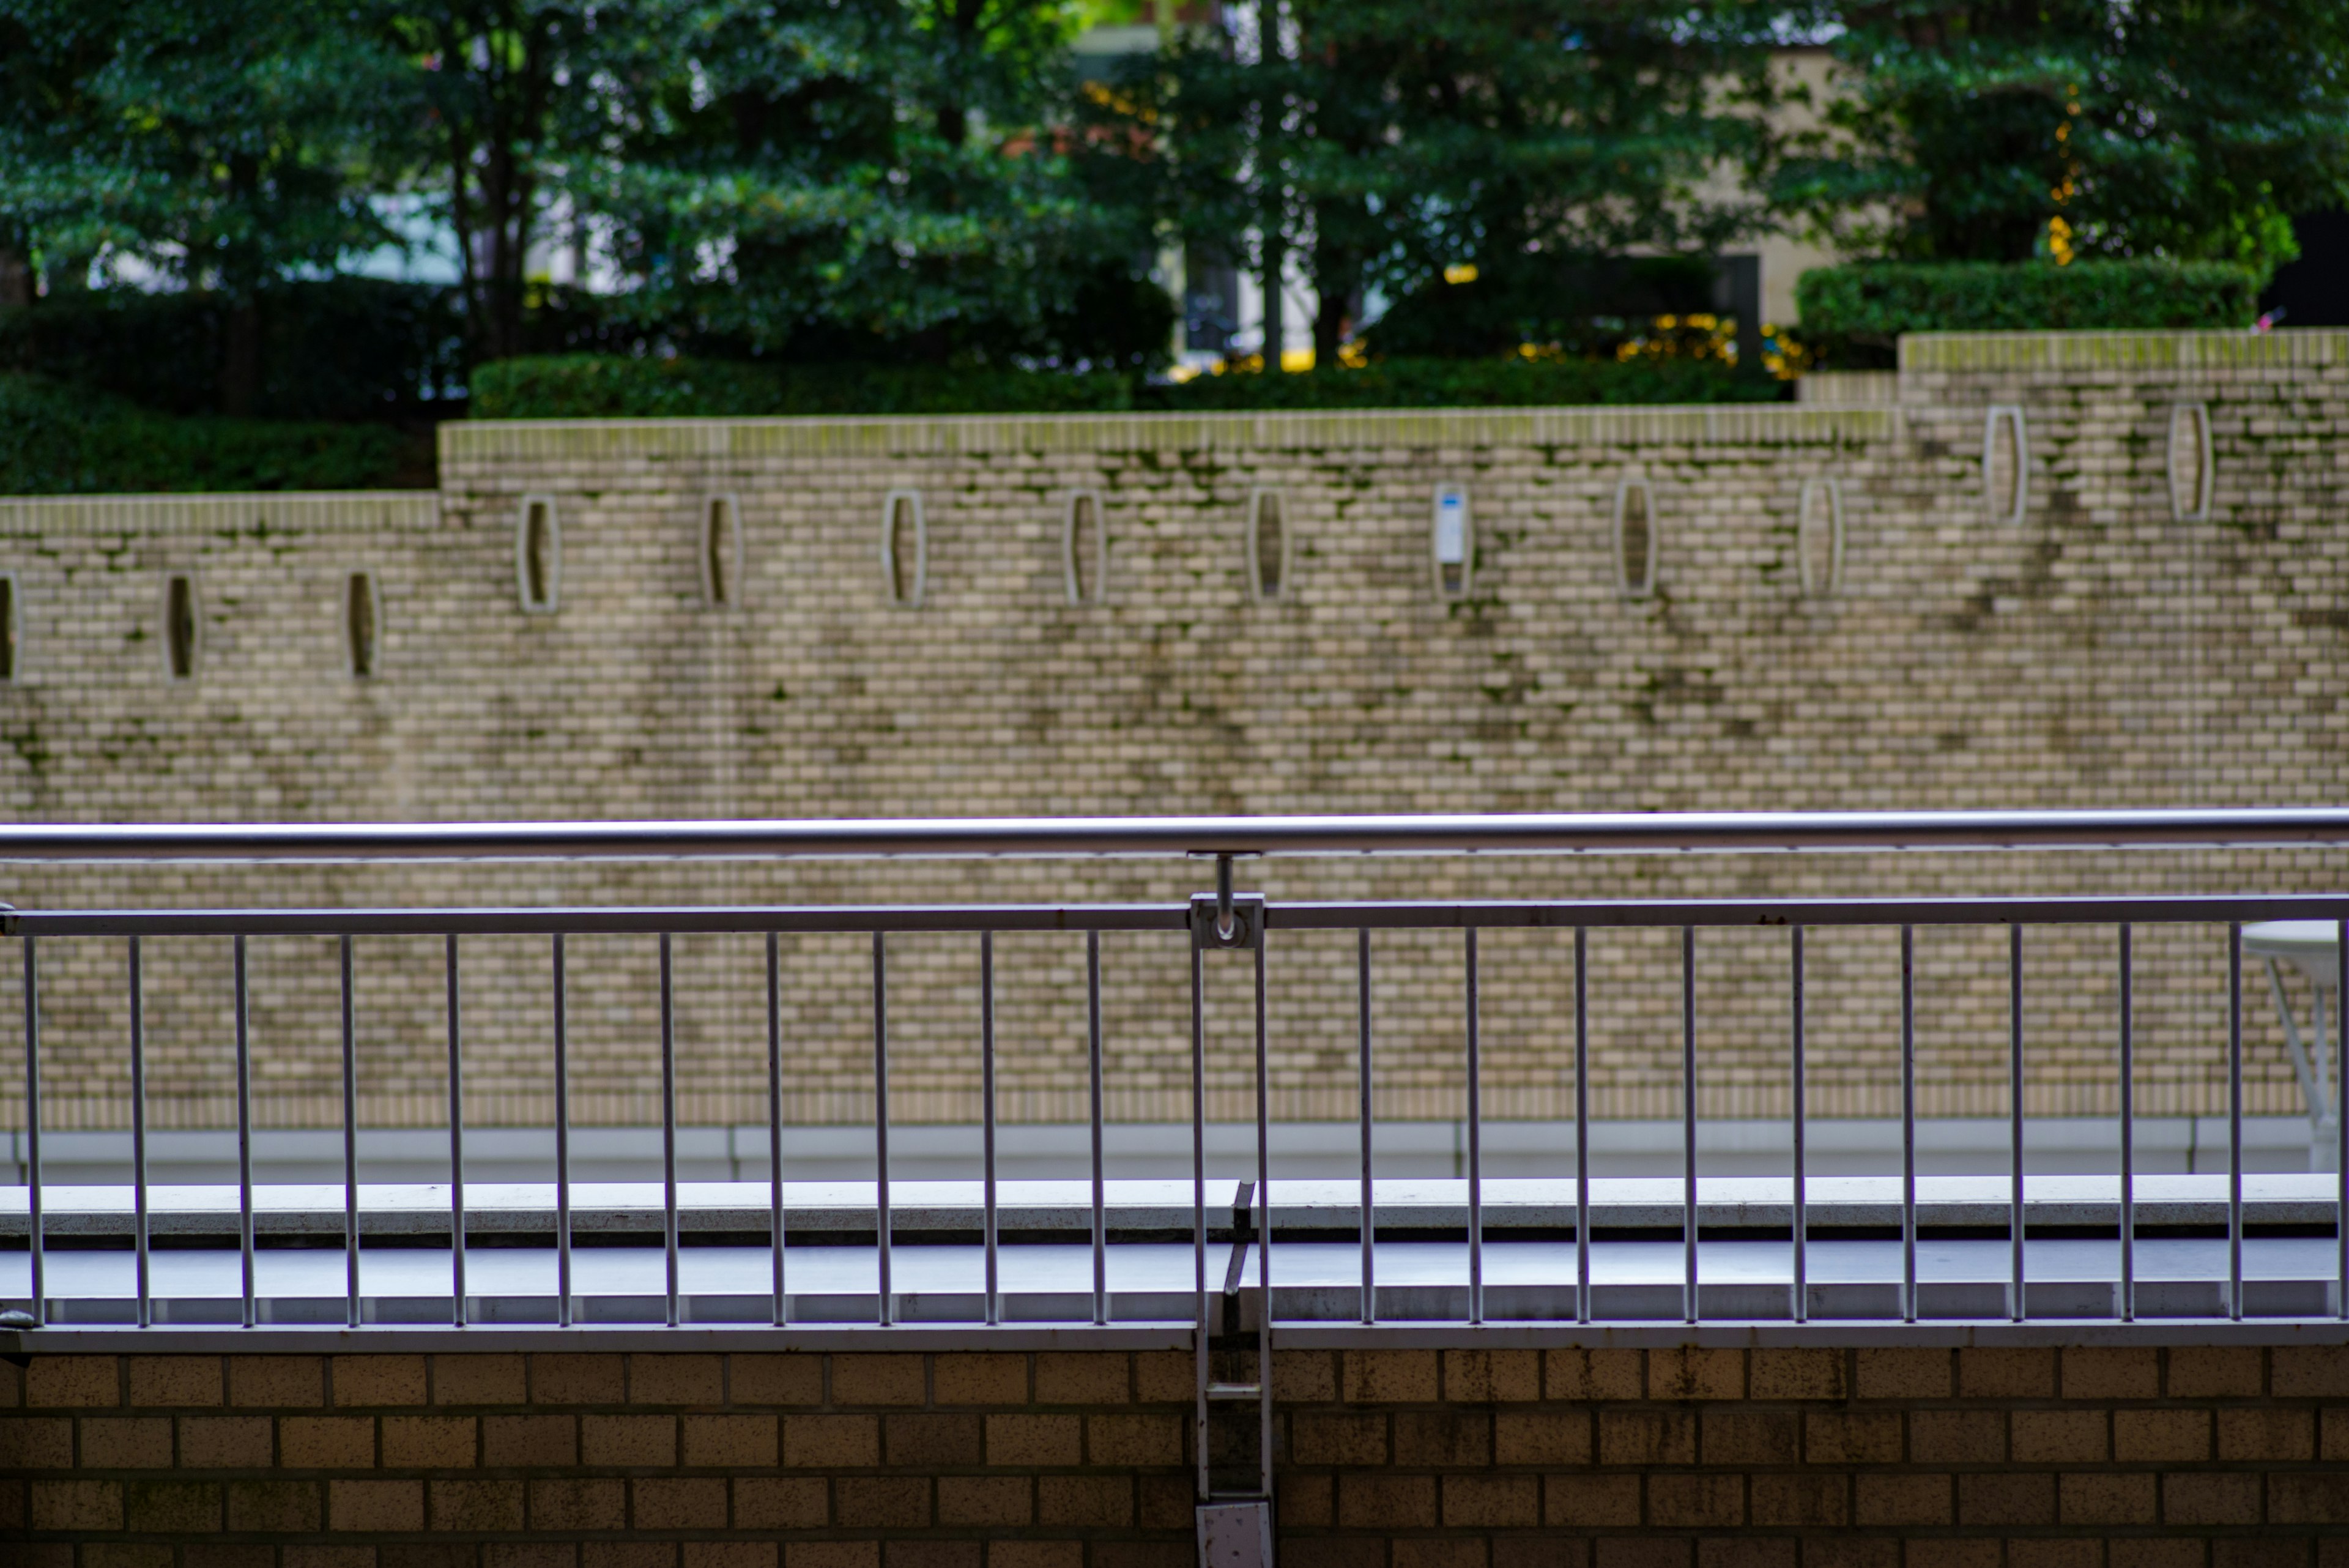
[[982, 931, 999, 1328], [1901, 924, 1917, 1325], [1190, 937, 1209, 1503], [1682, 926, 1697, 1327], [1252, 915, 1272, 1499], [21, 935, 39, 1329], [554, 935, 572, 1328], [874, 932, 892, 1327], [1575, 926, 1590, 1326], [2338, 916, 2347, 1323], [447, 935, 464, 1327], [1791, 925, 1806, 1325], [2009, 924, 2024, 1323], [1358, 929, 1374, 1326], [131, 937, 151, 1328], [768, 932, 787, 1326], [1089, 930, 1107, 1326], [2118, 924, 2134, 1324], [660, 935, 680, 1328], [236, 935, 256, 1329], [1466, 927, 1483, 1326], [340, 936, 358, 1330], [2228, 921, 2244, 1323]]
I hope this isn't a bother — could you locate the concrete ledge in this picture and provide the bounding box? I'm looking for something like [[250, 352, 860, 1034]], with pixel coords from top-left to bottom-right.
[[1901, 326, 2349, 374], [0, 491, 440, 534], [440, 403, 1901, 465]]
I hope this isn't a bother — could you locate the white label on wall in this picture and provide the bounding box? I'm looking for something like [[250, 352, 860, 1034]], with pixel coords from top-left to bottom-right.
[[1434, 489, 1468, 565]]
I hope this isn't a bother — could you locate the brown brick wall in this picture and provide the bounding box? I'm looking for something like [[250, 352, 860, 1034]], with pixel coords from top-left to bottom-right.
[[1, 330, 2345, 1134], [10, 1345, 2349, 1566]]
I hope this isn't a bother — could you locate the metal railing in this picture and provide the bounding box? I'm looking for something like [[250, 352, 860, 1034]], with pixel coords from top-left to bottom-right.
[[6, 809, 2349, 1364]]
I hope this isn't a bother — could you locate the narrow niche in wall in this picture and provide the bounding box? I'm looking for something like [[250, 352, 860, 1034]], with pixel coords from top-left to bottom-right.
[[1983, 405, 2027, 524], [1798, 478, 1845, 598], [1248, 489, 1288, 601], [1613, 478, 1657, 598], [163, 573, 198, 680], [0, 574, 17, 683], [882, 489, 927, 608], [516, 495, 560, 613], [1064, 491, 1105, 606], [345, 572, 379, 678], [1431, 485, 1472, 600], [2169, 402, 2213, 521], [701, 495, 743, 608]]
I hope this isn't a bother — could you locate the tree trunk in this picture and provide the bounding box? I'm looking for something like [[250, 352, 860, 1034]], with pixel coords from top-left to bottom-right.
[[1261, 231, 1286, 370], [0, 246, 28, 310]]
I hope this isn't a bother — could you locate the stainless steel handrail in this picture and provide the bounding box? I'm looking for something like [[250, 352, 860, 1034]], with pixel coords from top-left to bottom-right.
[[6, 817, 2348, 1405], [2, 806, 2349, 862]]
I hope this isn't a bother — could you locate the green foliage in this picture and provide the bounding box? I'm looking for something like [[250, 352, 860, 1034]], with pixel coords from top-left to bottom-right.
[[1146, 357, 1782, 411], [0, 373, 418, 494], [469, 355, 1137, 418], [0, 1, 401, 292], [1365, 256, 1724, 359], [0, 279, 464, 418], [470, 351, 1780, 418], [1776, 0, 2349, 272], [1797, 261, 2262, 350]]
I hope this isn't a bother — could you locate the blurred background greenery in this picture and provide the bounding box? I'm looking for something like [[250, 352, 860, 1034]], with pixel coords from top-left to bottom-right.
[[1, 0, 2343, 488]]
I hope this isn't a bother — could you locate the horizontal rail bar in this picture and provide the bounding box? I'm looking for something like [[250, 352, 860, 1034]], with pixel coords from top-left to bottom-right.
[[3, 807, 2349, 864], [6, 905, 1193, 938], [15, 1320, 2349, 1356], [12, 893, 2349, 938]]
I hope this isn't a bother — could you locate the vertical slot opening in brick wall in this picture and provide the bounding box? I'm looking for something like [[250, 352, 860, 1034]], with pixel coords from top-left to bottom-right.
[[701, 495, 743, 608], [1983, 405, 2027, 524], [883, 489, 927, 608], [1431, 485, 1472, 600], [516, 495, 560, 614], [0, 573, 17, 682], [1064, 491, 1105, 606], [1614, 478, 1656, 598], [2169, 402, 2213, 522], [344, 571, 379, 678], [1798, 478, 1845, 597], [1248, 489, 1288, 601], [164, 573, 198, 680]]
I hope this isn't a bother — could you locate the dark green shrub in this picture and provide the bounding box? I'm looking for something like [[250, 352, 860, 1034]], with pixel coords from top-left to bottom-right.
[[0, 279, 466, 420], [1797, 261, 2260, 357], [469, 355, 1136, 418], [0, 374, 420, 494], [1365, 256, 1724, 359], [1143, 355, 1781, 410]]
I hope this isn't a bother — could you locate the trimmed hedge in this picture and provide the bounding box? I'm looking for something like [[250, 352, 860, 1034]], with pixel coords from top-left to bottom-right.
[[0, 279, 466, 420], [471, 352, 1781, 420], [1149, 354, 1776, 410], [470, 355, 1138, 418], [1798, 261, 2261, 344], [0, 374, 423, 495]]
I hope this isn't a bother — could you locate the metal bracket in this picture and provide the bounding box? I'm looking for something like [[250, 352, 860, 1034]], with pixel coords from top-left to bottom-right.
[[1190, 891, 1264, 950], [1189, 853, 1263, 948]]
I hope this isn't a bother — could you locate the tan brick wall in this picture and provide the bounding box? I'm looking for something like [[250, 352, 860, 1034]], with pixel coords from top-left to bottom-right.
[[10, 1345, 2349, 1564], [1, 330, 2345, 1133]]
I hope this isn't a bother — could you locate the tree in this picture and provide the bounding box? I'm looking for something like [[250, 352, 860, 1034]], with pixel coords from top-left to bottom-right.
[[1776, 0, 2349, 271], [1128, 1, 1784, 365], [568, 0, 1165, 367], [0, 0, 399, 407]]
